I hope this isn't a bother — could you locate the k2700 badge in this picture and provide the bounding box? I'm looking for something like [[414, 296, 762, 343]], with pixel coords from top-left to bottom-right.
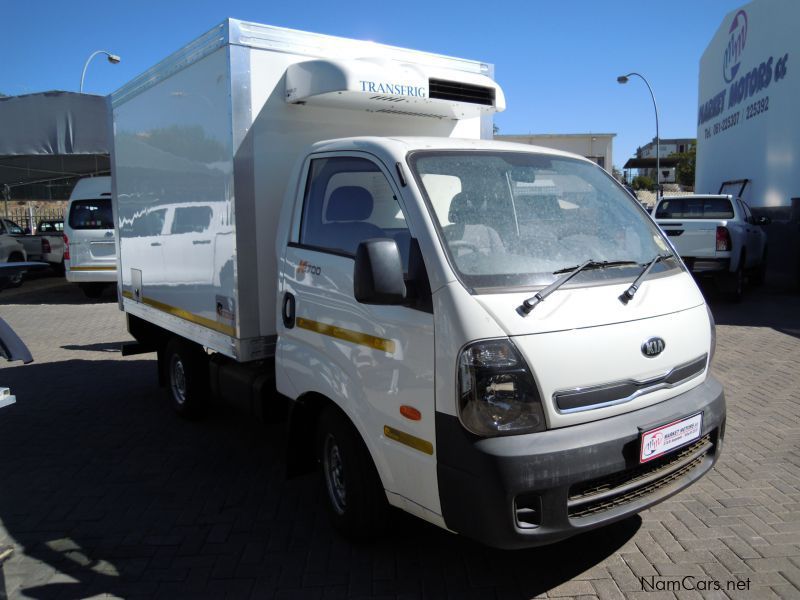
[[296, 260, 321, 277]]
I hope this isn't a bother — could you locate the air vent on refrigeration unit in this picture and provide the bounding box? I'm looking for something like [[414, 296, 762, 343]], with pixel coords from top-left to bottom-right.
[[428, 78, 495, 106]]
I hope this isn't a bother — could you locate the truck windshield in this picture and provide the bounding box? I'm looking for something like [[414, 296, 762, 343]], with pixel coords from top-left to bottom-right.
[[409, 151, 675, 291]]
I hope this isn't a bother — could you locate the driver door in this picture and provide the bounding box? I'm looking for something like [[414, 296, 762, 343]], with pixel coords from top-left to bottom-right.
[[277, 153, 439, 516]]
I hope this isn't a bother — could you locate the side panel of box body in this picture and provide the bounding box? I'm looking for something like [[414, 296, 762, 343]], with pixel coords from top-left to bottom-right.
[[244, 46, 483, 338], [114, 46, 247, 359]]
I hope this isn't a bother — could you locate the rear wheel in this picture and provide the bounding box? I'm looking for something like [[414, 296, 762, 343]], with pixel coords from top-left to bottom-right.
[[316, 406, 389, 539], [751, 247, 767, 287], [162, 337, 208, 420], [727, 257, 745, 303]]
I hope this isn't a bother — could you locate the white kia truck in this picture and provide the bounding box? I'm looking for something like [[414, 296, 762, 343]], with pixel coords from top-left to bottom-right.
[[112, 19, 725, 549]]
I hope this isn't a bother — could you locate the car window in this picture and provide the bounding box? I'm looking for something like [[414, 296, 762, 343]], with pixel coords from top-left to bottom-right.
[[656, 197, 734, 219], [39, 221, 64, 233], [69, 199, 113, 230], [299, 156, 411, 269], [170, 206, 212, 234], [741, 201, 753, 223], [4, 220, 24, 235]]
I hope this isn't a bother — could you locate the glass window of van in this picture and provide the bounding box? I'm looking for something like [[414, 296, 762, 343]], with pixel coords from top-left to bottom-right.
[[69, 199, 113, 230]]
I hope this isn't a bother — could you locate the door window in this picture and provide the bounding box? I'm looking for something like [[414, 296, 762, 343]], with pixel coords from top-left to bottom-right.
[[171, 206, 212, 234], [299, 156, 411, 268]]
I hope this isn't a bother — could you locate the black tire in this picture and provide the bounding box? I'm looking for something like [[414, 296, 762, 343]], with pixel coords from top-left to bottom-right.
[[162, 337, 208, 420], [52, 260, 65, 276], [6, 253, 24, 288], [316, 406, 390, 539], [751, 247, 767, 287], [727, 259, 745, 303], [79, 283, 105, 298]]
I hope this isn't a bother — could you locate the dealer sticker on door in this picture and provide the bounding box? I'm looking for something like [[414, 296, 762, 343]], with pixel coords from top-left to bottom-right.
[[640, 413, 703, 463]]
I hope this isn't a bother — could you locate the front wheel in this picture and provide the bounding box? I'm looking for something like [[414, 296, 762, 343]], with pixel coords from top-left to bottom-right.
[[162, 338, 208, 420], [317, 407, 389, 539]]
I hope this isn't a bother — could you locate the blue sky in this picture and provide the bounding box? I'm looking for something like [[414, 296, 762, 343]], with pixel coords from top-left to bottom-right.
[[2, 0, 743, 169]]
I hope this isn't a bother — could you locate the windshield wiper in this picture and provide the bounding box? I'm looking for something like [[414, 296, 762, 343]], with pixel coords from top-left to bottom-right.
[[520, 260, 638, 315], [619, 254, 671, 304]]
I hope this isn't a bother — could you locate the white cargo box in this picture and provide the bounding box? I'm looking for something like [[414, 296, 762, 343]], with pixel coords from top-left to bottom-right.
[[111, 19, 504, 361]]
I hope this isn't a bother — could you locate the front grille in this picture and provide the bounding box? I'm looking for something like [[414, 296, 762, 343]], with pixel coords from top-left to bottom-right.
[[554, 354, 708, 413], [568, 434, 713, 519], [428, 78, 495, 106]]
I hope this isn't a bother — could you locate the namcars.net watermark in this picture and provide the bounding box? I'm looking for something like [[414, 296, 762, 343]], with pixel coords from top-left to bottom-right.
[[640, 575, 751, 593]]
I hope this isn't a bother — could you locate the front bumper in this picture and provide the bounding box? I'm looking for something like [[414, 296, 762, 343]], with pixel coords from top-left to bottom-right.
[[436, 375, 725, 549]]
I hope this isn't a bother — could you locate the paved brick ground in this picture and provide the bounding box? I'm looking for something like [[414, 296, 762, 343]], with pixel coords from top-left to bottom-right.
[[0, 273, 798, 599]]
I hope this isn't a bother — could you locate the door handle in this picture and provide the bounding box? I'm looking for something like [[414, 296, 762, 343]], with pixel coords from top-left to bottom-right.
[[193, 240, 211, 245], [150, 242, 162, 247], [282, 292, 296, 328]]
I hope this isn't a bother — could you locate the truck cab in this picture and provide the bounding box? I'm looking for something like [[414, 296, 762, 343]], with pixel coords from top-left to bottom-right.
[[274, 136, 725, 548]]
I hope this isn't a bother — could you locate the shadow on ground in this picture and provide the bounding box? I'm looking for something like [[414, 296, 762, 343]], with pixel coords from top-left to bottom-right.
[[0, 358, 639, 599], [0, 273, 115, 306], [699, 279, 800, 339]]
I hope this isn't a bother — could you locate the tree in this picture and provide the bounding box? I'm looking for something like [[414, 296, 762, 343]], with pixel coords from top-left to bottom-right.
[[631, 175, 655, 191], [673, 146, 696, 188], [611, 166, 624, 182]]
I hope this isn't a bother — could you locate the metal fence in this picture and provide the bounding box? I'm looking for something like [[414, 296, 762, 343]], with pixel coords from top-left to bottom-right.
[[5, 207, 64, 233]]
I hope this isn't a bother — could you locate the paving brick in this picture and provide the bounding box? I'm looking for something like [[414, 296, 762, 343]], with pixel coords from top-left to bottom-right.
[[1, 269, 800, 598]]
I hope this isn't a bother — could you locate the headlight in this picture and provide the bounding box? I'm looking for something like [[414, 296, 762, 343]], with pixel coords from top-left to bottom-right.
[[457, 339, 546, 436], [706, 305, 717, 366]]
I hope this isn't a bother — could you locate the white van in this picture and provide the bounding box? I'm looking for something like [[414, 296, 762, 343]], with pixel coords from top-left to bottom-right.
[[112, 20, 725, 549], [64, 176, 116, 297]]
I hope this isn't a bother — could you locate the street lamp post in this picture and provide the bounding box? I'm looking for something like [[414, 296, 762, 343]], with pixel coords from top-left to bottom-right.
[[80, 50, 121, 93], [617, 72, 660, 200]]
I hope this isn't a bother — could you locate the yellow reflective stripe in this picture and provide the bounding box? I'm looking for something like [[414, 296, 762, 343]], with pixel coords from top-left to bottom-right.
[[296, 317, 395, 354], [69, 266, 116, 271], [384, 425, 433, 455], [121, 290, 235, 336]]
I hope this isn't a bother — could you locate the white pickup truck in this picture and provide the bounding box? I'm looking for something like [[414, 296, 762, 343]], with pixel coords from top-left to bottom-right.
[[0, 218, 66, 273], [653, 195, 769, 300]]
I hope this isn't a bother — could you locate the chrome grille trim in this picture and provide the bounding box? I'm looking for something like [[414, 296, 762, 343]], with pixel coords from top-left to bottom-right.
[[568, 434, 713, 519], [554, 354, 708, 414]]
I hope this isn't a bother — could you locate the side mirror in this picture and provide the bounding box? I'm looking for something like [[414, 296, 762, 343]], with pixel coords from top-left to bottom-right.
[[354, 238, 406, 305], [757, 215, 771, 225]]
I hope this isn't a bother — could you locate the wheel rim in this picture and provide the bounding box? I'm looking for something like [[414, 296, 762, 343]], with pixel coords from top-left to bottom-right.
[[323, 434, 347, 515], [169, 354, 187, 405]]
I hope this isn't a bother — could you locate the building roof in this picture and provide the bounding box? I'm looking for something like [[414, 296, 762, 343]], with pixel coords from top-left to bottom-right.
[[623, 157, 681, 169]]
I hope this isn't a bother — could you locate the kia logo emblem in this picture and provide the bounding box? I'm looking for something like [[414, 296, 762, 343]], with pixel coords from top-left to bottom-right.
[[642, 337, 665, 357]]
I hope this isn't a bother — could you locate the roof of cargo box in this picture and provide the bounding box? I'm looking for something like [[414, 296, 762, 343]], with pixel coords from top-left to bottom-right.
[[111, 18, 496, 107], [0, 91, 110, 200]]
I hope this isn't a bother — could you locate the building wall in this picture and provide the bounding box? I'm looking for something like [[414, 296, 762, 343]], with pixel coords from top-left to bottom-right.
[[696, 0, 798, 211], [639, 138, 695, 159], [495, 134, 614, 171]]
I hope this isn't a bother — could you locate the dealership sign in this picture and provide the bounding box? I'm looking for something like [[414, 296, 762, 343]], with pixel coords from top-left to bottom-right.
[[697, 8, 790, 139], [723, 10, 748, 83]]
